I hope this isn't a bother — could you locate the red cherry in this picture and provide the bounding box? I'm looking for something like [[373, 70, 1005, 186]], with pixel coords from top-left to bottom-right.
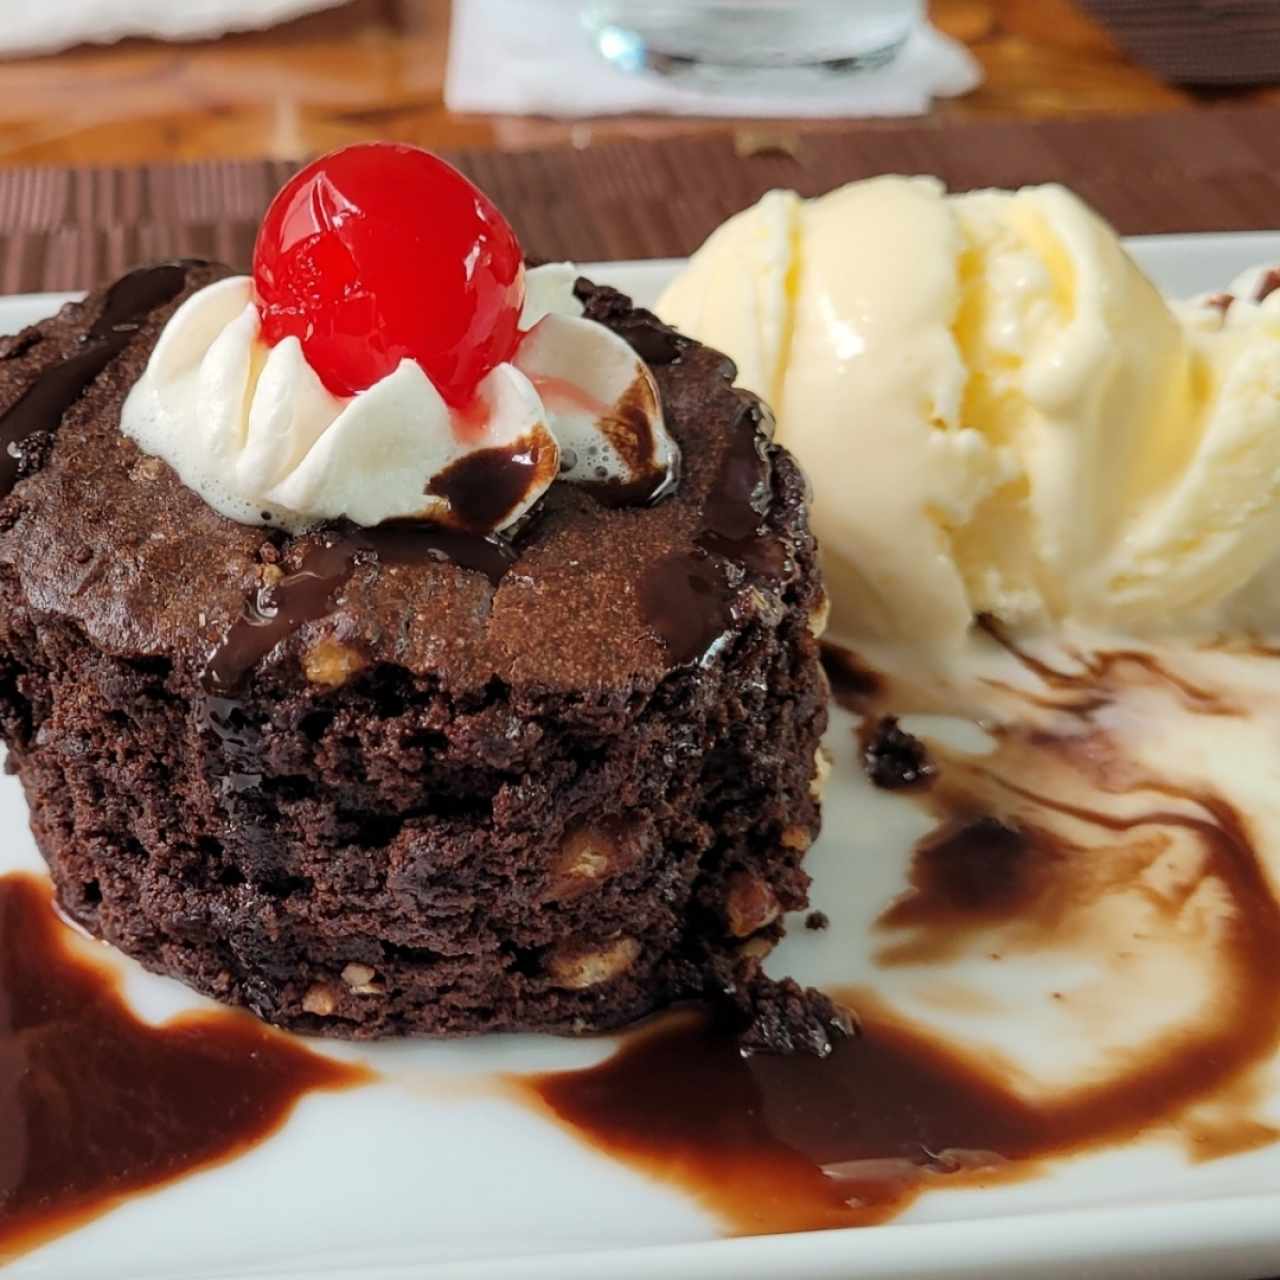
[[252, 142, 525, 405]]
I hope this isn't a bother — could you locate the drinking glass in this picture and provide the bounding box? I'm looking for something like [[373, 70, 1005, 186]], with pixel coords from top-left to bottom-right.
[[580, 0, 924, 78]]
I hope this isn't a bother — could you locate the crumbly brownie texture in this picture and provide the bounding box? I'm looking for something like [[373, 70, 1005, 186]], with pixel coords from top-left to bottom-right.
[[722, 962, 854, 1058], [0, 262, 828, 1038], [861, 715, 935, 791]]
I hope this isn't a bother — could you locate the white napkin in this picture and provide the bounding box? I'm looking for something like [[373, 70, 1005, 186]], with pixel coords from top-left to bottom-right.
[[0, 0, 349, 58], [446, 0, 981, 119]]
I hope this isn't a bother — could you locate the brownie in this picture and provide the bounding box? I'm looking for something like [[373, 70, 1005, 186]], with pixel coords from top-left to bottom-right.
[[0, 260, 829, 1038]]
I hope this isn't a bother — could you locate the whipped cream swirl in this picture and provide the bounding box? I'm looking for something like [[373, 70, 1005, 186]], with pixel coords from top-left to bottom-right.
[[120, 264, 676, 532]]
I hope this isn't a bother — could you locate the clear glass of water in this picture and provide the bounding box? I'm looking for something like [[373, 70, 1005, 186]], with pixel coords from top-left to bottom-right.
[[581, 0, 924, 79]]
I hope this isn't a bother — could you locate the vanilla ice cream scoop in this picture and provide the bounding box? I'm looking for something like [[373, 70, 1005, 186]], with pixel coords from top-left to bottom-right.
[[659, 177, 1280, 647]]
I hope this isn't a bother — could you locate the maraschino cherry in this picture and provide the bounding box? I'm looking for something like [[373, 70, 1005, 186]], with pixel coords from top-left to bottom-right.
[[252, 142, 525, 406]]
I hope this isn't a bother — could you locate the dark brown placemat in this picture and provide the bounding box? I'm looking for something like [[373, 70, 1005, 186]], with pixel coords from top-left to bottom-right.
[[5, 106, 1280, 293]]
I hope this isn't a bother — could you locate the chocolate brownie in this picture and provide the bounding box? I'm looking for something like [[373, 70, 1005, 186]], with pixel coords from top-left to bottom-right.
[[0, 260, 829, 1038]]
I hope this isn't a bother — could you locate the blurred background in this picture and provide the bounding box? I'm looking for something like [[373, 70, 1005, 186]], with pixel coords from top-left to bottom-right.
[[2, 0, 1280, 290]]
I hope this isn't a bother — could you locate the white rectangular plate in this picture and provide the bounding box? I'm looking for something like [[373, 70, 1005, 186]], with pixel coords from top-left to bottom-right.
[[4, 234, 1280, 1280]]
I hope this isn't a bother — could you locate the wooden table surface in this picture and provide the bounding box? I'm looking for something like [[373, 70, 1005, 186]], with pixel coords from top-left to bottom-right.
[[0, 0, 1273, 169]]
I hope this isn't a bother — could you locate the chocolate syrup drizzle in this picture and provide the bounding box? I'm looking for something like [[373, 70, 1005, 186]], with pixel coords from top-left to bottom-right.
[[638, 397, 790, 667], [696, 398, 789, 578], [203, 523, 515, 695], [0, 262, 192, 497], [427, 434, 558, 534], [576, 372, 682, 511], [579, 465, 680, 510], [637, 553, 735, 668], [203, 539, 360, 695]]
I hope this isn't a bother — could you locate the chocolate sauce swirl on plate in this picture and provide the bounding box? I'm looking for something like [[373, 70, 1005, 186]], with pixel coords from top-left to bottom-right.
[[531, 646, 1280, 1237], [0, 874, 368, 1261]]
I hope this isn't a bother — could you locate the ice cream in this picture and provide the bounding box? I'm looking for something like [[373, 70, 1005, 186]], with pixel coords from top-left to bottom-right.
[[658, 177, 1280, 648]]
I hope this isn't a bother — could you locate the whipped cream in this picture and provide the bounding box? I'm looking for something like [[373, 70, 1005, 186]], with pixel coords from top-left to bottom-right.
[[120, 264, 676, 533]]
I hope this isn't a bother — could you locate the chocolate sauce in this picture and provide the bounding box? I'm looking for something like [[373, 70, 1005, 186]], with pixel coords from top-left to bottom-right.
[[533, 774, 1280, 1236], [578, 468, 679, 510], [1254, 267, 1280, 303], [637, 399, 790, 663], [427, 433, 558, 534], [0, 262, 191, 497], [529, 1003, 1031, 1234], [203, 538, 361, 694], [363, 521, 516, 584], [978, 616, 1231, 716], [94, 263, 194, 335], [702, 402, 773, 543], [697, 399, 789, 578], [531, 366, 677, 510], [203, 524, 516, 695], [821, 642, 886, 711], [590, 373, 680, 509], [0, 873, 368, 1260], [881, 816, 1044, 934], [530, 636, 1280, 1235], [597, 373, 658, 476], [638, 552, 735, 667]]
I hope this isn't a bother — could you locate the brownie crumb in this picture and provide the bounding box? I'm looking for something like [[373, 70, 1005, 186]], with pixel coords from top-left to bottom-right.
[[717, 960, 855, 1058], [9, 431, 55, 482], [804, 910, 829, 931], [0, 331, 40, 361], [862, 715, 935, 790]]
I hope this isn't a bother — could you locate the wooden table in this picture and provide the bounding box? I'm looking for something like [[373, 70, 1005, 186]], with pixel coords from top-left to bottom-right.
[[0, 0, 1272, 169]]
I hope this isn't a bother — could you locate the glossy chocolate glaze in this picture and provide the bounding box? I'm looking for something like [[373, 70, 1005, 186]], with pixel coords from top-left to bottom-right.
[[638, 552, 734, 667], [203, 538, 361, 695], [427, 432, 558, 534], [637, 397, 792, 666], [696, 399, 790, 578], [0, 262, 191, 497]]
